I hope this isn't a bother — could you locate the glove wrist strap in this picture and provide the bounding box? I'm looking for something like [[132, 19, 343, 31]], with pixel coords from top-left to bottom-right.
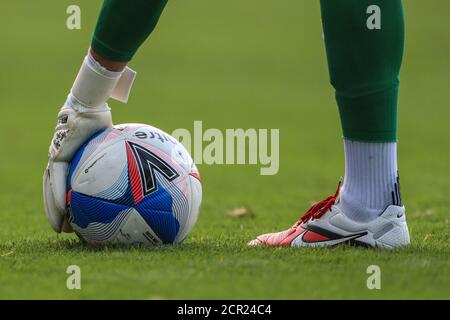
[[70, 51, 136, 108]]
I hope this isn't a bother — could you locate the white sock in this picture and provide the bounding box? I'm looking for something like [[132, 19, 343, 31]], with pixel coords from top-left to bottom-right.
[[337, 140, 401, 222]]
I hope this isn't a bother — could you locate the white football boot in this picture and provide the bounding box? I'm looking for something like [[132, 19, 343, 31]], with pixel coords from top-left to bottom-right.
[[248, 182, 410, 249]]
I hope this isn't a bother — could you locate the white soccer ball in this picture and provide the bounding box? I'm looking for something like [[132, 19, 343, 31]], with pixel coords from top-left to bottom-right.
[[67, 123, 202, 245]]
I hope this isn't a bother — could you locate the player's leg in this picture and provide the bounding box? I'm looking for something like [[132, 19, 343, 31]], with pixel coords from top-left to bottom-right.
[[43, 0, 168, 233], [321, 0, 404, 221], [91, 0, 167, 63], [249, 0, 410, 248]]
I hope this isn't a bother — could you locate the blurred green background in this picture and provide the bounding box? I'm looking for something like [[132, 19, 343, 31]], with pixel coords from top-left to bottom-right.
[[0, 0, 449, 299]]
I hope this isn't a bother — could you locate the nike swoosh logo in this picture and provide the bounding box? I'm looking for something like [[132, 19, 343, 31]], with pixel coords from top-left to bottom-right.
[[298, 233, 365, 247], [291, 226, 368, 248]]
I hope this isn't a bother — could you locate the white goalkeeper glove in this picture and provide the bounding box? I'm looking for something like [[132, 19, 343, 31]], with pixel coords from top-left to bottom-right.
[[43, 52, 136, 233]]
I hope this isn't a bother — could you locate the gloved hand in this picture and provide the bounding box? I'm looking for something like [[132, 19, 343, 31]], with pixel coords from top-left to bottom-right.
[[43, 101, 112, 232], [42, 52, 136, 233]]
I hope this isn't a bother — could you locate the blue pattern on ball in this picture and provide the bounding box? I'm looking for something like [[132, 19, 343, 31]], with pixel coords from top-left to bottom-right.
[[135, 182, 180, 244]]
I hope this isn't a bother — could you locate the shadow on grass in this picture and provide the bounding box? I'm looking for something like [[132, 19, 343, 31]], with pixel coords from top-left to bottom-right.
[[0, 233, 436, 259], [0, 236, 245, 256]]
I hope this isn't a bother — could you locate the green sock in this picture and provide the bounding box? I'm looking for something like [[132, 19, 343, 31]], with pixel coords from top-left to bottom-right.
[[320, 0, 404, 142], [91, 0, 168, 62]]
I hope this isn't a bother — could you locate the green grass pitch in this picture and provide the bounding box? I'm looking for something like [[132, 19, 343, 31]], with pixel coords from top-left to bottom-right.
[[0, 0, 449, 299]]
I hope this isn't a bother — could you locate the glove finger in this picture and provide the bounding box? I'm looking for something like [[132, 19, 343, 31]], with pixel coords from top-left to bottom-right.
[[50, 161, 69, 211], [43, 165, 64, 232], [43, 162, 70, 233]]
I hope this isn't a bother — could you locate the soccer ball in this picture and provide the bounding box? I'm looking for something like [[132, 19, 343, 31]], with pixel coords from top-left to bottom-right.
[[66, 123, 202, 245]]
